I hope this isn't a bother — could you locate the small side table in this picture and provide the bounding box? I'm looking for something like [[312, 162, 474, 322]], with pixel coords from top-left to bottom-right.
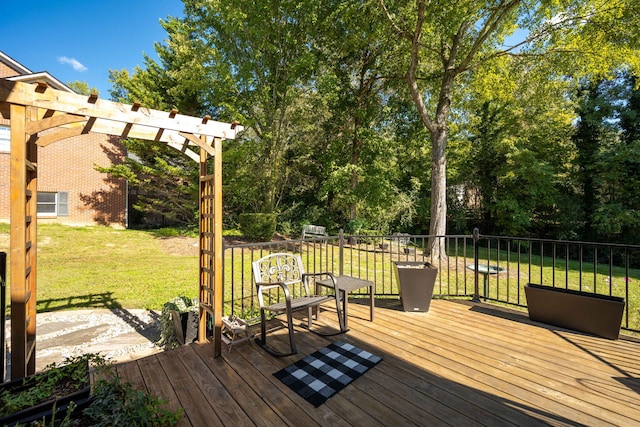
[[221, 315, 253, 352], [315, 276, 374, 330]]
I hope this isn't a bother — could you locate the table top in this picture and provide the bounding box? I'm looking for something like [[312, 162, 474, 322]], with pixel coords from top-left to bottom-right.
[[465, 264, 505, 275], [316, 275, 373, 291]]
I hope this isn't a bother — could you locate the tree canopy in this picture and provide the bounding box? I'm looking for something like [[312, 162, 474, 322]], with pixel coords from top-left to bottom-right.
[[107, 0, 640, 248]]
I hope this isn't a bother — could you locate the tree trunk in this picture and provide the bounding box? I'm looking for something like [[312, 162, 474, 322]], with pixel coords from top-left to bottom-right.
[[427, 125, 447, 259]]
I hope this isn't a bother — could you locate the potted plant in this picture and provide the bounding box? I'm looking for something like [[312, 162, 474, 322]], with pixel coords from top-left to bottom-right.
[[0, 353, 182, 426]]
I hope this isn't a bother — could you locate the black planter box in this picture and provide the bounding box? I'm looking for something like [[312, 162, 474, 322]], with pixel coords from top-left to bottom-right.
[[393, 261, 438, 312], [0, 362, 91, 426], [525, 283, 625, 339]]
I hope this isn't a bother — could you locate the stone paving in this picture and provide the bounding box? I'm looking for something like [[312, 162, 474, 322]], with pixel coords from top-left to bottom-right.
[[4, 308, 163, 377]]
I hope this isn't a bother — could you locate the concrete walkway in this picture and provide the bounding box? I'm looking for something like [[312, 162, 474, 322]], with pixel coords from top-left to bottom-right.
[[5, 308, 163, 377]]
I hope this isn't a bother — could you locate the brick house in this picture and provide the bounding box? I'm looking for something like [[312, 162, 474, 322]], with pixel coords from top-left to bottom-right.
[[0, 51, 127, 227]]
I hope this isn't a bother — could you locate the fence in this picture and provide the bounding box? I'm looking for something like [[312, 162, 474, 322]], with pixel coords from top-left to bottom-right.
[[223, 229, 640, 333]]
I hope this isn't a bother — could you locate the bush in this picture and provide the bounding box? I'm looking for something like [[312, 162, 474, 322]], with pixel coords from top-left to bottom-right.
[[84, 375, 182, 426], [238, 213, 277, 241]]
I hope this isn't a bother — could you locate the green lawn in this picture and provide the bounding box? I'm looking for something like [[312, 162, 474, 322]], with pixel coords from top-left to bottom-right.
[[0, 223, 199, 312]]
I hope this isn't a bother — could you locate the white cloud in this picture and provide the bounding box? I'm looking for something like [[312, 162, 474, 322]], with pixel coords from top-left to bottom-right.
[[58, 56, 88, 72]]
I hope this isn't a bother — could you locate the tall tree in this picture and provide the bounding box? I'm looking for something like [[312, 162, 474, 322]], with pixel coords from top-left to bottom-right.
[[108, 18, 211, 226], [181, 0, 320, 214], [592, 74, 640, 242], [313, 1, 410, 232], [572, 79, 618, 239], [379, 0, 640, 258]]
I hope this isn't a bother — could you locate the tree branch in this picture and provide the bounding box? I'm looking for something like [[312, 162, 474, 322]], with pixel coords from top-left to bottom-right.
[[406, 0, 435, 132], [457, 0, 522, 73], [378, 0, 412, 41]]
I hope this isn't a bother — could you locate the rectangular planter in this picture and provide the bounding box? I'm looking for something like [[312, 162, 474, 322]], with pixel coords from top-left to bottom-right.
[[0, 361, 91, 426], [393, 261, 438, 312], [525, 283, 625, 339]]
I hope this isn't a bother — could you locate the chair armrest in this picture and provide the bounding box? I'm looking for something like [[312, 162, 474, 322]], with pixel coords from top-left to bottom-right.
[[256, 281, 293, 299]]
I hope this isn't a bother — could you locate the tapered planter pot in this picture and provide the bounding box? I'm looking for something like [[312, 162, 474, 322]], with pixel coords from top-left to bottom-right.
[[393, 261, 438, 312], [525, 283, 625, 339]]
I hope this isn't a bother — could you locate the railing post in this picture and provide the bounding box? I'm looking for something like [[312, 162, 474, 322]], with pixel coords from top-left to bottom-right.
[[339, 229, 344, 276], [472, 228, 481, 302]]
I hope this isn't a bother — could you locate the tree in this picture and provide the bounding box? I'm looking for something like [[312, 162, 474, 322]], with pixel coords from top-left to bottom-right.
[[312, 0, 414, 232], [378, 0, 640, 258], [572, 79, 618, 239], [66, 81, 98, 96], [181, 0, 321, 215], [591, 74, 640, 242], [108, 18, 213, 226]]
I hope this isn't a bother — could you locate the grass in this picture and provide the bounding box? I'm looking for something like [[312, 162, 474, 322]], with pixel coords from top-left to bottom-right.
[[0, 223, 199, 312]]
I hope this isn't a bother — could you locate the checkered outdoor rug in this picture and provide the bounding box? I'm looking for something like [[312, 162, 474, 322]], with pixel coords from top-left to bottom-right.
[[273, 340, 382, 407]]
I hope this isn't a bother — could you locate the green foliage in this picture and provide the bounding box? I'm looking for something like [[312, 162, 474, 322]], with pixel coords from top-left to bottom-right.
[[66, 80, 98, 96], [345, 218, 369, 235], [0, 354, 106, 416], [84, 375, 181, 426], [103, 0, 640, 242], [238, 213, 277, 241]]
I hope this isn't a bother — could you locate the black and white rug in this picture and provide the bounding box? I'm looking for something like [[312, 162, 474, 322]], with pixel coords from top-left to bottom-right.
[[273, 340, 382, 407]]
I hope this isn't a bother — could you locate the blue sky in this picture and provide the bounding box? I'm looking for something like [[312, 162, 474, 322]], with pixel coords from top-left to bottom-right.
[[2, 1, 184, 97]]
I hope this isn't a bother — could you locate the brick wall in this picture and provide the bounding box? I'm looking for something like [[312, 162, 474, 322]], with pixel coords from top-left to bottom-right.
[[0, 132, 127, 227]]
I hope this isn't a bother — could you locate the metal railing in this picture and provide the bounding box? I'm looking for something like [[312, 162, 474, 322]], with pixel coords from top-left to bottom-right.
[[223, 229, 640, 333]]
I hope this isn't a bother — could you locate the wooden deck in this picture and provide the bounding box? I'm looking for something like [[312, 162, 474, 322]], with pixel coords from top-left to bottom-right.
[[115, 299, 640, 426]]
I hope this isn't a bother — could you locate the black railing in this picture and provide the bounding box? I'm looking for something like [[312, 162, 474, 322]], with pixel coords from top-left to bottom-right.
[[223, 229, 640, 333]]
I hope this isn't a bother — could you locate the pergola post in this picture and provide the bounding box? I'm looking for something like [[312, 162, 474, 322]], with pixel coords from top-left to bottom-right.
[[197, 136, 223, 355], [9, 103, 38, 377]]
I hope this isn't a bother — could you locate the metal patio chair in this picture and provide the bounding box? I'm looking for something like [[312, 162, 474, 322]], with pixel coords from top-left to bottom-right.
[[252, 253, 346, 356]]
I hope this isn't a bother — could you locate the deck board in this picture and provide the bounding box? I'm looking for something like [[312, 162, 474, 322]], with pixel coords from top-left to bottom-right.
[[114, 299, 640, 426]]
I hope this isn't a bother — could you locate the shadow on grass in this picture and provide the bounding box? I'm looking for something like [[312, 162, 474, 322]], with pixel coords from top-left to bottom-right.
[[36, 292, 123, 313]]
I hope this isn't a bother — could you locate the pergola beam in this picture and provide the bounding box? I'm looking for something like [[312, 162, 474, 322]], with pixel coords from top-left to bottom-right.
[[0, 79, 236, 140]]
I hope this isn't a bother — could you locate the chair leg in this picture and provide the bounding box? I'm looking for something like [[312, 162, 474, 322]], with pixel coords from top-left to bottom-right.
[[258, 310, 267, 345], [334, 292, 347, 333], [286, 307, 297, 354], [255, 309, 298, 357]]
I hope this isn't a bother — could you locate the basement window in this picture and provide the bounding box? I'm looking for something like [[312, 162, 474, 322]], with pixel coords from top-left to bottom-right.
[[37, 192, 69, 217], [0, 126, 8, 152]]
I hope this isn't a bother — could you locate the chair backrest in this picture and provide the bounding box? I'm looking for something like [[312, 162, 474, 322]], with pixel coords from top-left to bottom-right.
[[252, 253, 307, 292]]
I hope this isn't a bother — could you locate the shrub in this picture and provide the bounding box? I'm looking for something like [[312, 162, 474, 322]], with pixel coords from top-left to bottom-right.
[[84, 375, 182, 426], [238, 213, 277, 241]]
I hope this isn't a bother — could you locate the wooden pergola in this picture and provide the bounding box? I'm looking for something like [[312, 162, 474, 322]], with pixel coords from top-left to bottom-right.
[[0, 78, 240, 379]]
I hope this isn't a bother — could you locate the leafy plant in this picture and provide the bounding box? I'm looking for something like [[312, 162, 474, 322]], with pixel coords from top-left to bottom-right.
[[238, 213, 277, 241], [82, 375, 182, 427], [3, 353, 181, 426], [0, 354, 105, 416]]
